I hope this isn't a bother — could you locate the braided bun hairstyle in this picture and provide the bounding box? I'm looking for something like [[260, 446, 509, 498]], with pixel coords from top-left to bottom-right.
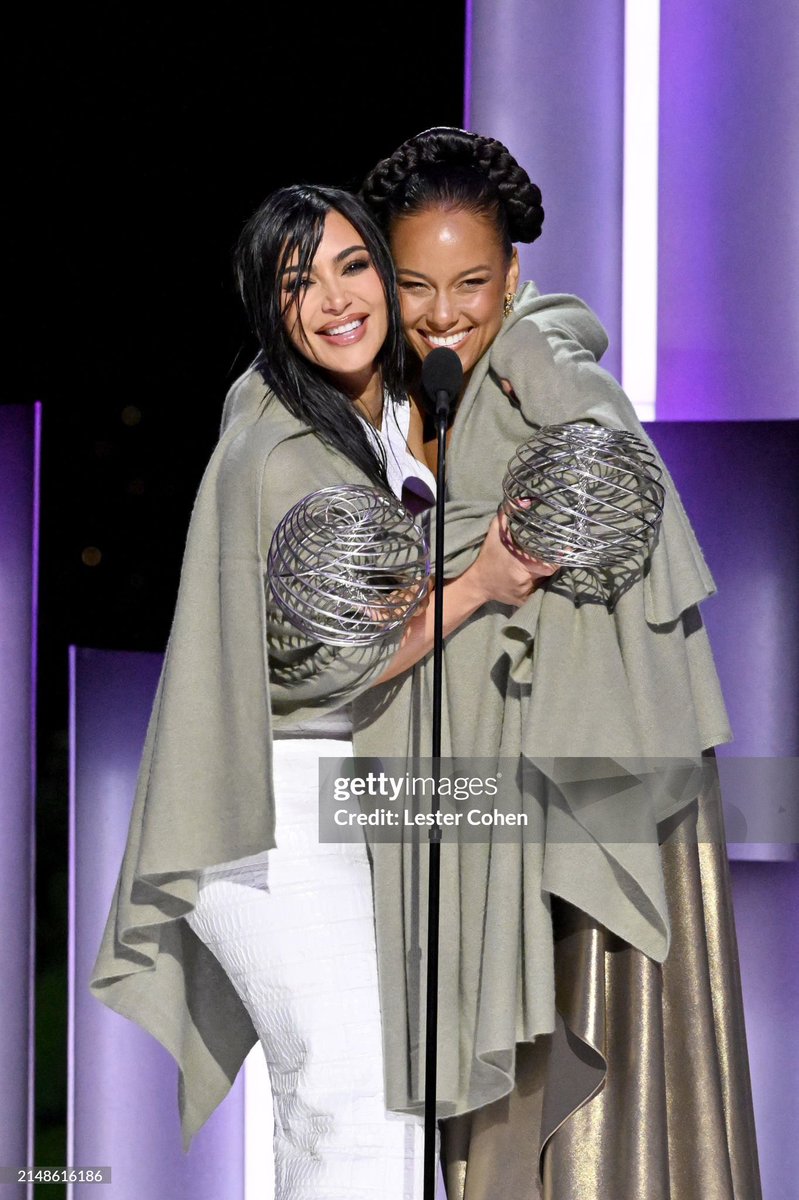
[[361, 127, 544, 256]]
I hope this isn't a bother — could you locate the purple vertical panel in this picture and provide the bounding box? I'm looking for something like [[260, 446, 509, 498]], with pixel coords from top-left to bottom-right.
[[0, 404, 39, 1194], [643, 421, 799, 760], [730, 862, 799, 1199], [468, 0, 625, 378], [658, 0, 799, 419], [69, 647, 244, 1200]]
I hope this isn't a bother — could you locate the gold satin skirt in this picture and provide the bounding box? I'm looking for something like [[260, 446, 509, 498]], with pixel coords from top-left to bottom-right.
[[440, 758, 762, 1200]]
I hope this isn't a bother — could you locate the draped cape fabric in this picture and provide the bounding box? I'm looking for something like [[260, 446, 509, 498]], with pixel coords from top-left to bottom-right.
[[89, 370, 397, 1151], [352, 283, 733, 1119], [439, 771, 762, 1200]]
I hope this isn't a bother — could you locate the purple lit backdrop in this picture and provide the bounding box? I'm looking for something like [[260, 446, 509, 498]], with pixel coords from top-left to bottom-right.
[[658, 1, 799, 419], [466, 0, 625, 380], [69, 648, 245, 1200], [469, 3, 798, 1194], [0, 405, 39, 1199], [729, 863, 799, 1200], [643, 421, 799, 759]]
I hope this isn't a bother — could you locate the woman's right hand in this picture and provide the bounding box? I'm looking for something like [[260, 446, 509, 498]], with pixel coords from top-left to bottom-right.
[[465, 512, 558, 608], [374, 514, 556, 685]]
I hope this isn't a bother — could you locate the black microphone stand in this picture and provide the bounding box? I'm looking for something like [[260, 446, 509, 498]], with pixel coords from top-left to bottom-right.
[[423, 382, 450, 1200]]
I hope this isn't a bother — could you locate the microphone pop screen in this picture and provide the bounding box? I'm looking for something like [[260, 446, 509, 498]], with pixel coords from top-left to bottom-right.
[[421, 347, 464, 416]]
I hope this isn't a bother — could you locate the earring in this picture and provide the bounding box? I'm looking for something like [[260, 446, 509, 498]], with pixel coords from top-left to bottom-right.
[[503, 292, 514, 318]]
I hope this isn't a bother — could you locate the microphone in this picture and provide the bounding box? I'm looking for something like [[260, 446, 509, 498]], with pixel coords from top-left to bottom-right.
[[418, 346, 460, 749], [417, 350, 462, 1200], [421, 347, 463, 420]]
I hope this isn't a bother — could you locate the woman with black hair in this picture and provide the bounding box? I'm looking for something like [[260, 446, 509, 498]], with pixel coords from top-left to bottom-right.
[[357, 129, 761, 1200], [90, 182, 552, 1199]]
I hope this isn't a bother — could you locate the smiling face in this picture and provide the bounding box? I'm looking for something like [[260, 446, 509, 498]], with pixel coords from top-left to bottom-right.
[[390, 206, 519, 385], [282, 209, 389, 408]]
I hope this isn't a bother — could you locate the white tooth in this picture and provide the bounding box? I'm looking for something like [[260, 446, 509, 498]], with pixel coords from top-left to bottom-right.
[[325, 318, 363, 335], [428, 330, 469, 347]]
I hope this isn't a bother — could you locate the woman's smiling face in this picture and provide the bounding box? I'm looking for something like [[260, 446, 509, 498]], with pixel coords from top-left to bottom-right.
[[281, 209, 388, 402], [390, 206, 519, 384]]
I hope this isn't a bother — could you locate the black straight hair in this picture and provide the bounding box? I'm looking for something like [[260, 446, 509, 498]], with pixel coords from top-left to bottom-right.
[[235, 185, 407, 490]]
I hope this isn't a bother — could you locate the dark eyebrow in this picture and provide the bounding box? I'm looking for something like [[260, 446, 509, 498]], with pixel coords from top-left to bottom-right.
[[396, 264, 493, 281], [334, 243, 368, 263], [281, 244, 368, 278]]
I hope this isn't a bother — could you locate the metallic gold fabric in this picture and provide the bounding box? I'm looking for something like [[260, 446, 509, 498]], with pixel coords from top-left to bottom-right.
[[441, 756, 762, 1199]]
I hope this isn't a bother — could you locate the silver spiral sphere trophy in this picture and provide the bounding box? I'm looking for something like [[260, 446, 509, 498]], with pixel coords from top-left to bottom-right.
[[502, 422, 666, 568], [268, 484, 430, 646]]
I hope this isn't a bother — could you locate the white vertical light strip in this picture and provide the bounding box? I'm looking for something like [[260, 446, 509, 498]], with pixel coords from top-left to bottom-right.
[[244, 1045, 275, 1200], [622, 0, 661, 421]]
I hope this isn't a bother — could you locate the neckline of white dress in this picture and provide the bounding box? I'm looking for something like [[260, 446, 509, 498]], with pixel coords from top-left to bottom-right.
[[361, 395, 437, 503]]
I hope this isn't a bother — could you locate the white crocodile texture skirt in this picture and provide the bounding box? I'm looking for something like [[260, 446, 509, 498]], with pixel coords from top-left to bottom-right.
[[184, 737, 427, 1200]]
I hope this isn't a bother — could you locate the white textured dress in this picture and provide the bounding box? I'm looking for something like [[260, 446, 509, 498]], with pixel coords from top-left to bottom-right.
[[184, 399, 436, 1200]]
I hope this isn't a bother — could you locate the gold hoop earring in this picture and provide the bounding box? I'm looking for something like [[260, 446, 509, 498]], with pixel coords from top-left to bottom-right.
[[503, 292, 514, 318]]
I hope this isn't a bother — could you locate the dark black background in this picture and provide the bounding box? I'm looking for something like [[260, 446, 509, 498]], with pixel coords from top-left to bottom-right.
[[8, 4, 464, 1181]]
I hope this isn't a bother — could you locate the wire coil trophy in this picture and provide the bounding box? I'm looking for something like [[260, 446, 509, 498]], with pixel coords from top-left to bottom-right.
[[268, 484, 430, 646], [502, 422, 666, 568]]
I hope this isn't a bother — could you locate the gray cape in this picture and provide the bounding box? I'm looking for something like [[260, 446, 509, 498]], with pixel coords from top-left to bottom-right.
[[352, 283, 732, 1118], [89, 369, 396, 1150]]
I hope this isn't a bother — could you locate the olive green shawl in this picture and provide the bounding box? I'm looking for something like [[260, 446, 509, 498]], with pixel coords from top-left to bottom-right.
[[89, 369, 394, 1150], [353, 283, 731, 1118]]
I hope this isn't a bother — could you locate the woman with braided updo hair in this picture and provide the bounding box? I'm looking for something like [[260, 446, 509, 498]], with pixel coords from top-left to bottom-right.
[[353, 128, 761, 1200]]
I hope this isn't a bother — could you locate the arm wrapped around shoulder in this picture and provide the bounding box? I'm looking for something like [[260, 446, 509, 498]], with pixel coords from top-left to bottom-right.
[[452, 302, 734, 754], [486, 310, 720, 628]]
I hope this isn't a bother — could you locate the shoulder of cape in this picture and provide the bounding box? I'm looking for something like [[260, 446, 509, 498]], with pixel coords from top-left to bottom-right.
[[508, 282, 609, 362], [213, 366, 371, 494], [220, 366, 301, 435], [217, 366, 318, 453]]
